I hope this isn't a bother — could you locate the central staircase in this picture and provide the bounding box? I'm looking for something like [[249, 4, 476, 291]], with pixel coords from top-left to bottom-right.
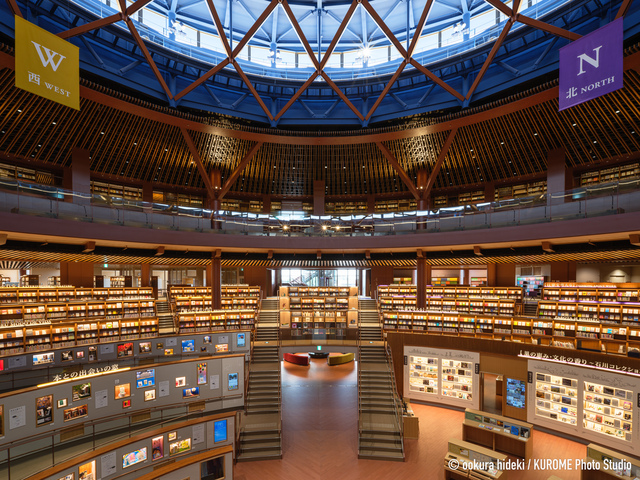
[[237, 297, 282, 461], [357, 298, 404, 461], [156, 299, 175, 334]]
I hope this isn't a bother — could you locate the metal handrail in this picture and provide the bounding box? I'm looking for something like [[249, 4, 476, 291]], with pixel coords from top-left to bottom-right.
[[385, 343, 405, 455], [2, 177, 640, 237]]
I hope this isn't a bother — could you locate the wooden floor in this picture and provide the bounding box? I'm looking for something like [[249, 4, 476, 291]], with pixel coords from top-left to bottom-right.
[[234, 359, 587, 480]]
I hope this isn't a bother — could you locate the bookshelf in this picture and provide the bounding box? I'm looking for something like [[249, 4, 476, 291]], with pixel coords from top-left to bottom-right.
[[382, 309, 640, 354], [178, 310, 255, 332], [0, 286, 153, 304], [0, 297, 158, 354], [279, 286, 358, 339]]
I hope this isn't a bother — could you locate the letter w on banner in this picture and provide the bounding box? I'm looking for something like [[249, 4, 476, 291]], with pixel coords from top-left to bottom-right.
[[559, 18, 623, 111], [15, 16, 80, 110]]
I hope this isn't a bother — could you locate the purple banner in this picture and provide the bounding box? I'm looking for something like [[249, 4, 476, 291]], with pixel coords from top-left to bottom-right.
[[559, 18, 623, 111]]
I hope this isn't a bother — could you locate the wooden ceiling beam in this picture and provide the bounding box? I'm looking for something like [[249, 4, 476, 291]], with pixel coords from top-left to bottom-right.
[[466, 19, 513, 101], [319, 1, 358, 70], [231, 0, 278, 58], [376, 141, 421, 200], [365, 61, 406, 120], [423, 128, 458, 199], [484, 0, 512, 18], [233, 62, 275, 122], [58, 13, 122, 39], [409, 59, 465, 101], [275, 72, 319, 120], [218, 141, 263, 199], [175, 58, 230, 101], [616, 0, 634, 19], [125, 0, 154, 16], [408, 0, 435, 57], [7, 0, 23, 17], [282, 0, 320, 69], [179, 126, 216, 201], [515, 14, 581, 41], [205, 0, 233, 57], [320, 72, 364, 121], [125, 19, 173, 100], [361, 0, 408, 59]]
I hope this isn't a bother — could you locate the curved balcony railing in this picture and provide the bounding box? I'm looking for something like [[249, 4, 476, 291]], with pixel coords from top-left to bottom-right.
[[1, 177, 639, 237]]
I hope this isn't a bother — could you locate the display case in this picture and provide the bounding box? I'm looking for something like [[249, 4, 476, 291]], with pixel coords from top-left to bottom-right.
[[462, 409, 533, 459], [408, 355, 438, 394], [441, 359, 473, 401], [444, 438, 508, 480], [581, 443, 640, 480], [583, 381, 633, 442], [534, 373, 578, 426]]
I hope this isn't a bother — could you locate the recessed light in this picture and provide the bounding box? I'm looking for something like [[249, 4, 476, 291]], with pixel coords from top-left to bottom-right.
[[534, 133, 538, 136], [52, 122, 56, 125]]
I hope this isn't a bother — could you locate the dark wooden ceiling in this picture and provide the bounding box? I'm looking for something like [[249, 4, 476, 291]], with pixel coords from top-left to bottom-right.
[[1, 46, 640, 198]]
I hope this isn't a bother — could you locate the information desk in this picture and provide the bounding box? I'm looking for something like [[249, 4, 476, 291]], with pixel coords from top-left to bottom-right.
[[462, 409, 533, 460], [444, 438, 508, 480], [581, 444, 640, 480]]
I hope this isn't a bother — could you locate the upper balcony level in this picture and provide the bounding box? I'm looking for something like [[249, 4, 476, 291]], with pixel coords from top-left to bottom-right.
[[2, 177, 640, 255]]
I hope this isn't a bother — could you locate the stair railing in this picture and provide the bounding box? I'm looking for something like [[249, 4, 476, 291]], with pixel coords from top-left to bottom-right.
[[385, 344, 405, 460]]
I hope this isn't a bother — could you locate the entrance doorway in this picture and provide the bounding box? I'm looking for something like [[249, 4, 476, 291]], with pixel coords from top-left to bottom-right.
[[481, 372, 502, 415]]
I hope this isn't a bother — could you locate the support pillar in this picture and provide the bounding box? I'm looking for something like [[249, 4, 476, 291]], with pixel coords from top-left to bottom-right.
[[313, 180, 325, 215], [140, 263, 151, 288], [484, 182, 495, 204], [417, 168, 429, 214], [416, 253, 430, 309], [207, 169, 222, 211], [367, 195, 376, 214], [262, 195, 271, 214], [142, 182, 153, 212], [547, 148, 571, 204], [210, 251, 222, 309], [486, 263, 497, 286], [63, 148, 91, 204], [60, 262, 94, 288]]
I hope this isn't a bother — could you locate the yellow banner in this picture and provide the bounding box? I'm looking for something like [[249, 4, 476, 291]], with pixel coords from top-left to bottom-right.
[[15, 16, 79, 110]]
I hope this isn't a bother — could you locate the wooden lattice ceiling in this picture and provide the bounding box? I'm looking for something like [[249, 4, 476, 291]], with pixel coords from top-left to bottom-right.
[[1, 46, 640, 198]]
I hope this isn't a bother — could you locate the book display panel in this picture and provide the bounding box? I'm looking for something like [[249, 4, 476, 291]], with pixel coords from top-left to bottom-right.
[[534, 373, 578, 426], [408, 356, 438, 394], [404, 346, 479, 409], [583, 381, 633, 442], [442, 360, 473, 401], [527, 359, 639, 456]]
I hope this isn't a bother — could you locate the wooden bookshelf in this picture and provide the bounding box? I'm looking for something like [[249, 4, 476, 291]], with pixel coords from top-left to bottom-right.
[[177, 310, 255, 333], [0, 286, 153, 305], [381, 310, 640, 354], [279, 286, 358, 339], [0, 298, 158, 355]]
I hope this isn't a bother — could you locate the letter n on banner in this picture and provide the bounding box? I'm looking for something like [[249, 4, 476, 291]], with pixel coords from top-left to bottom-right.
[[559, 18, 623, 111], [14, 16, 80, 110]]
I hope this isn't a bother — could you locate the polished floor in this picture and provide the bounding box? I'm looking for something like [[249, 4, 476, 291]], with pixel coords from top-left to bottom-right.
[[234, 359, 587, 480]]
